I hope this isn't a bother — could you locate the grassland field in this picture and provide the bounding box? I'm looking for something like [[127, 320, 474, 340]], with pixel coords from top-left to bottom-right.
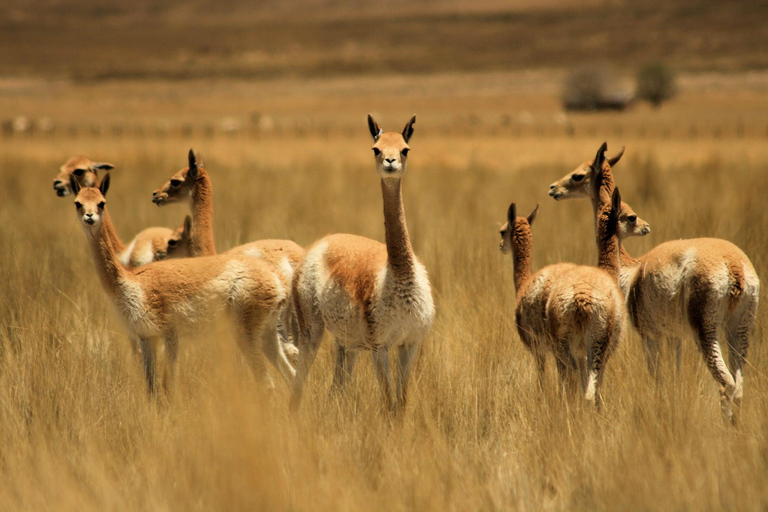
[[2, 1, 768, 510]]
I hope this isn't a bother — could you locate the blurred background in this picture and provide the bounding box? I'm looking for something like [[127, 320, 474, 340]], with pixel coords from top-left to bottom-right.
[[2, 0, 768, 142]]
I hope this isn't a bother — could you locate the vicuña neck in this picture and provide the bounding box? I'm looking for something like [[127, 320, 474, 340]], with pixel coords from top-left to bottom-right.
[[107, 222, 125, 254], [590, 169, 637, 268], [381, 178, 414, 279], [191, 170, 217, 256], [596, 212, 621, 279], [511, 230, 533, 293], [87, 210, 130, 296]]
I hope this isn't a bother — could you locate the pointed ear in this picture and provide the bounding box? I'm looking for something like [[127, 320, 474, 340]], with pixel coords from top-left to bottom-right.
[[99, 172, 111, 197], [183, 215, 192, 236], [92, 162, 115, 171], [402, 115, 416, 143], [592, 142, 607, 170], [69, 174, 81, 195], [527, 204, 539, 226], [367, 114, 382, 141], [507, 203, 517, 226], [187, 148, 199, 180], [607, 146, 624, 167], [611, 188, 621, 218]]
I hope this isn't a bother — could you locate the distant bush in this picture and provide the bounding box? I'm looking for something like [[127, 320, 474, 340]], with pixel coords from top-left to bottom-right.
[[562, 67, 632, 111], [636, 63, 677, 108]]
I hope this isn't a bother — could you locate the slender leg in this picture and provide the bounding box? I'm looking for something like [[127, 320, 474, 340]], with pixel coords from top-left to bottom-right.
[[260, 323, 297, 386], [554, 338, 578, 398], [330, 340, 359, 396], [673, 338, 683, 376], [725, 297, 756, 424], [643, 335, 661, 382], [162, 332, 179, 396], [691, 304, 736, 423], [395, 342, 421, 412], [371, 346, 395, 415], [139, 337, 157, 395], [586, 331, 612, 411], [278, 301, 299, 365], [289, 322, 324, 412]]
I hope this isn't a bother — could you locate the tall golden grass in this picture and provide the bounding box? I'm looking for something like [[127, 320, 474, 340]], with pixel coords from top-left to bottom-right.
[[1, 126, 767, 510]]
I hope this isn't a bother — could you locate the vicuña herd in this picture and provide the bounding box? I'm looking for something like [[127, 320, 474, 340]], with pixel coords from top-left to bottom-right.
[[55, 116, 759, 424]]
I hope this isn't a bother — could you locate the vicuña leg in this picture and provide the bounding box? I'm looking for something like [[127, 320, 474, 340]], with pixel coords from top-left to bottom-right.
[[395, 342, 421, 412], [371, 345, 395, 415], [690, 293, 736, 423], [725, 296, 756, 416]]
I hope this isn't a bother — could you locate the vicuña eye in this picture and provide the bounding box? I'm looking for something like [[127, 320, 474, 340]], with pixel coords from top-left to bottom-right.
[[572, 174, 584, 182], [628, 215, 637, 222], [73, 169, 85, 176], [74, 201, 82, 209], [372, 148, 381, 156], [401, 148, 410, 157], [168, 239, 177, 246], [171, 179, 182, 187], [97, 202, 105, 209]]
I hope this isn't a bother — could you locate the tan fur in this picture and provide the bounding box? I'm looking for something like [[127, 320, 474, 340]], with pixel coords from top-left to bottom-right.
[[550, 143, 760, 423], [70, 177, 295, 394], [290, 115, 434, 415], [152, 150, 304, 361], [500, 191, 625, 409], [55, 156, 183, 267]]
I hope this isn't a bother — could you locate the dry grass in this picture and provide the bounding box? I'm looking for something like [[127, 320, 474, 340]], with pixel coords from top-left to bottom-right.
[[1, 110, 768, 509]]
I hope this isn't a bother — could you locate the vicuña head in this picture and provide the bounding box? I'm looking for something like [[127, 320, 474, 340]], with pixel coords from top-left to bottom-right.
[[71, 172, 110, 230], [152, 149, 203, 206], [164, 215, 193, 260], [549, 142, 650, 239], [499, 203, 538, 256], [368, 114, 415, 179], [548, 143, 624, 201], [54, 156, 114, 197]]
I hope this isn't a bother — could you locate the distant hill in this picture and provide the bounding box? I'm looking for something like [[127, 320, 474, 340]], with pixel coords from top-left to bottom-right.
[[1, 0, 766, 80]]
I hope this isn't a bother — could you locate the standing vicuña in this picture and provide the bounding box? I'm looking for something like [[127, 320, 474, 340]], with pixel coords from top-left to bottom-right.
[[290, 115, 435, 415], [549, 142, 759, 423], [151, 150, 304, 358], [69, 174, 295, 393], [500, 180, 626, 409], [54, 156, 190, 266]]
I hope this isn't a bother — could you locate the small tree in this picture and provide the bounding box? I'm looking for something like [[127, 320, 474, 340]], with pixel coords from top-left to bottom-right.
[[636, 63, 676, 108]]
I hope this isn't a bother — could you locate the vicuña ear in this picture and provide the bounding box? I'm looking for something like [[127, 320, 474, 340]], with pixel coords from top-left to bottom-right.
[[611, 187, 622, 218], [592, 141, 608, 170], [92, 162, 115, 171], [527, 204, 540, 226], [69, 174, 81, 195], [187, 148, 199, 180], [183, 215, 192, 236], [402, 115, 416, 143], [367, 114, 382, 141], [607, 146, 624, 167], [99, 173, 111, 196], [507, 203, 516, 226]]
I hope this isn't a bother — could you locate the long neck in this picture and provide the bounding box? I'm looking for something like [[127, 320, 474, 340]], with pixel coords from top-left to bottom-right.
[[381, 179, 415, 279], [106, 219, 125, 253], [511, 231, 532, 294], [597, 215, 621, 279], [590, 169, 636, 268], [87, 210, 130, 296], [191, 170, 217, 256]]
